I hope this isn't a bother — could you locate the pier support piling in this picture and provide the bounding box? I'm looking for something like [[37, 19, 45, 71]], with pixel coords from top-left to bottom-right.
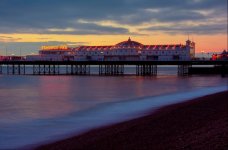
[[33, 64, 60, 75], [136, 65, 157, 76], [99, 65, 124, 75], [69, 65, 90, 75], [178, 65, 191, 76], [6, 64, 25, 75], [221, 64, 228, 77], [0, 65, 2, 74]]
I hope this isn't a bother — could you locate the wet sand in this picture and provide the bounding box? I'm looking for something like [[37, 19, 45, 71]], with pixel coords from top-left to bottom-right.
[[36, 91, 228, 150]]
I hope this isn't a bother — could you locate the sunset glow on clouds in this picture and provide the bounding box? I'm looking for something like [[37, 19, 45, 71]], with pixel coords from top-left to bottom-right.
[[0, 0, 227, 55]]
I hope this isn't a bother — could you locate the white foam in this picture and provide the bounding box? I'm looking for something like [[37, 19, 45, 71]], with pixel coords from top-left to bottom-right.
[[0, 86, 227, 149]]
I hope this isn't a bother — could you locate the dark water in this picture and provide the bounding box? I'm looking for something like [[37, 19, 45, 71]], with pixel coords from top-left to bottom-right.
[[0, 66, 227, 149]]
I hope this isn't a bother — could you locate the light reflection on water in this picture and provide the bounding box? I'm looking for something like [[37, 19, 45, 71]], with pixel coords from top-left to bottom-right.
[[0, 74, 226, 123], [0, 68, 227, 123], [0, 67, 227, 149]]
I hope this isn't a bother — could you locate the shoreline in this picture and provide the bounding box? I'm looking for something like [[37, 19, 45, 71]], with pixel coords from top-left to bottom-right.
[[36, 91, 228, 150]]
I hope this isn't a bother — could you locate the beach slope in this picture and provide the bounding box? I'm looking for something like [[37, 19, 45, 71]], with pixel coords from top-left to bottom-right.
[[36, 91, 228, 150]]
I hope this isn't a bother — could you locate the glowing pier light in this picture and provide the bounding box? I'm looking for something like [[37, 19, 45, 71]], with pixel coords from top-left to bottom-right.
[[41, 45, 68, 50]]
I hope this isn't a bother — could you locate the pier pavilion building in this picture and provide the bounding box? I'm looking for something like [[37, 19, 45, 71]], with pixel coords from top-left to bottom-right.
[[26, 38, 195, 61], [26, 45, 74, 61]]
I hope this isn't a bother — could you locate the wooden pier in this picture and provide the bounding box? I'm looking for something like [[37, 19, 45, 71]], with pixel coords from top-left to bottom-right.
[[0, 61, 227, 77]]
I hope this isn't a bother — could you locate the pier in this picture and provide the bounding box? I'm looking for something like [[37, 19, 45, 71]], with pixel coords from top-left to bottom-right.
[[0, 61, 227, 77]]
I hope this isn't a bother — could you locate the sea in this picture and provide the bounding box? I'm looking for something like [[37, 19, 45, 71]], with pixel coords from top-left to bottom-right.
[[0, 66, 227, 149]]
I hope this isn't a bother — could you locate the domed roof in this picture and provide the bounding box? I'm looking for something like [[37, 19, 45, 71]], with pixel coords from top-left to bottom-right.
[[115, 37, 143, 48]]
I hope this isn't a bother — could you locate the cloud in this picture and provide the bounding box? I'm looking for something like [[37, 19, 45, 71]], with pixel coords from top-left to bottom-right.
[[44, 23, 130, 35], [0, 23, 130, 35], [0, 36, 22, 42], [0, 41, 90, 55], [140, 22, 227, 35], [0, 0, 227, 35]]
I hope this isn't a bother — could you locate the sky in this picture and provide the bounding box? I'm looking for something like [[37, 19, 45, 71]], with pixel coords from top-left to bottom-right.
[[0, 0, 227, 55]]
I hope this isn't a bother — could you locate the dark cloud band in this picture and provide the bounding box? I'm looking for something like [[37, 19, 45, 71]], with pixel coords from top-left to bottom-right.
[[0, 0, 227, 35]]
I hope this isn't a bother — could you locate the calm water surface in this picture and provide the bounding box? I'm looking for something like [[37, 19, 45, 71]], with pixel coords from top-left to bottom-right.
[[0, 67, 227, 149]]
